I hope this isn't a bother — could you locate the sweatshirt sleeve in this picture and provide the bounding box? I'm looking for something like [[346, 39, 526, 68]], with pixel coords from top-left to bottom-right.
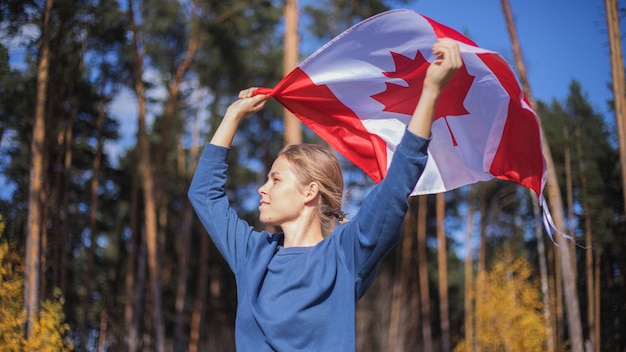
[[339, 130, 430, 291], [187, 143, 258, 274]]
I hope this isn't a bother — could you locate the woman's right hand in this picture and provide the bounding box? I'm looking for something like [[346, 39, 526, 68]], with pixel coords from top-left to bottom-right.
[[211, 88, 269, 148]]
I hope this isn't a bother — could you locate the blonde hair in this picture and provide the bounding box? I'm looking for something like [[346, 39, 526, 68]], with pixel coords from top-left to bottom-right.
[[278, 144, 346, 234]]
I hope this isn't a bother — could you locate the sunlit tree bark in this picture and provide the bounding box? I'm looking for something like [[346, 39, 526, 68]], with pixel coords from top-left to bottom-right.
[[593, 250, 601, 351], [82, 75, 106, 351], [168, 6, 201, 351], [128, 1, 166, 350], [464, 186, 475, 352], [499, 0, 584, 350], [416, 195, 433, 351], [98, 310, 108, 352], [548, 237, 564, 350], [174, 86, 203, 351], [25, 0, 54, 337], [574, 124, 598, 350], [436, 193, 449, 352], [124, 146, 141, 351], [534, 192, 554, 352], [283, 0, 302, 145], [188, 230, 209, 352], [388, 211, 412, 351], [475, 185, 487, 351], [604, 0, 626, 214]]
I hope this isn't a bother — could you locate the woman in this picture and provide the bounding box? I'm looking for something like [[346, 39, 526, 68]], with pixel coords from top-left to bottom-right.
[[188, 38, 462, 351]]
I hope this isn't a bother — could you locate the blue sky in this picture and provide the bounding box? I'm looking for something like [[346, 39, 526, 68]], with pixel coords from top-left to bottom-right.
[[404, 0, 612, 119]]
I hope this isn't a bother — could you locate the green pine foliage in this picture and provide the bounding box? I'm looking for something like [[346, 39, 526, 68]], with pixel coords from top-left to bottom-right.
[[0, 1, 624, 350]]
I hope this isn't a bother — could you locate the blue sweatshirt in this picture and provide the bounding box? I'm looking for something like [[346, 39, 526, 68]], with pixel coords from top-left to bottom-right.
[[188, 130, 429, 351]]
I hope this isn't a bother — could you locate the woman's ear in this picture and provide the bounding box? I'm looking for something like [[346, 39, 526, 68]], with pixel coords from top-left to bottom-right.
[[304, 182, 319, 202]]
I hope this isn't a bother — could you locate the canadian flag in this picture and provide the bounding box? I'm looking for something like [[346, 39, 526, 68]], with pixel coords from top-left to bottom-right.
[[257, 9, 546, 197]]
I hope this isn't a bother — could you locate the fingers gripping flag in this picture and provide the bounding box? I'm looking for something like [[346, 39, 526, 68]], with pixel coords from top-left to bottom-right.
[[257, 9, 546, 197]]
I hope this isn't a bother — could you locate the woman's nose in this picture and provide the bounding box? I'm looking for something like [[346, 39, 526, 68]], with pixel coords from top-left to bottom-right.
[[258, 182, 268, 195]]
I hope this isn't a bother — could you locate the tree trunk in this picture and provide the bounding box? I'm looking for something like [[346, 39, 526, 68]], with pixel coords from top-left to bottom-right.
[[187, 103, 207, 352], [188, 231, 209, 352], [54, 39, 85, 298], [593, 250, 601, 351], [604, 0, 626, 214], [548, 236, 564, 350], [534, 192, 555, 352], [436, 193, 450, 352], [499, 1, 584, 350], [475, 185, 487, 351], [283, 0, 301, 145], [125, 146, 141, 351], [81, 77, 107, 351], [409, 203, 421, 349], [574, 124, 597, 350], [56, 98, 74, 297], [464, 186, 475, 352], [416, 195, 433, 351], [128, 1, 166, 350], [174, 87, 203, 352], [387, 211, 412, 351], [155, 4, 200, 172], [547, 172, 583, 351], [158, 9, 200, 349], [24, 0, 54, 336], [98, 309, 108, 352], [173, 148, 193, 352], [563, 128, 578, 285], [477, 185, 487, 275], [131, 229, 148, 351]]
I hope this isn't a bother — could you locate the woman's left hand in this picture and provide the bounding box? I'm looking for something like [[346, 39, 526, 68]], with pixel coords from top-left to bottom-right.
[[423, 38, 463, 95]]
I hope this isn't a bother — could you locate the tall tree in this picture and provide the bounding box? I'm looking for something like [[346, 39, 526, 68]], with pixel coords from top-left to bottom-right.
[[24, 0, 54, 337], [604, 0, 626, 213], [565, 81, 616, 351], [387, 210, 412, 351], [127, 0, 166, 350], [499, 1, 584, 350], [436, 192, 449, 352], [463, 186, 475, 352], [575, 122, 597, 350], [533, 192, 555, 352], [416, 195, 433, 351], [139, 0, 204, 348], [81, 71, 107, 352], [186, 91, 206, 352], [283, 0, 302, 145]]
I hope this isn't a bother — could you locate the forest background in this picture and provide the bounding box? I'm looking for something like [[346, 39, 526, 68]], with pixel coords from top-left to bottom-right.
[[0, 0, 624, 351]]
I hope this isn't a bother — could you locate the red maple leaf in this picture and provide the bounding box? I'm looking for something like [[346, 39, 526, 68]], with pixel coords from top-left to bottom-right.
[[371, 50, 475, 145]]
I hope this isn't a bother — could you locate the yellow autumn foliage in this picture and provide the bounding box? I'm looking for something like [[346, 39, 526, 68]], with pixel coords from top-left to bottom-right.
[[454, 251, 547, 352], [0, 217, 74, 351]]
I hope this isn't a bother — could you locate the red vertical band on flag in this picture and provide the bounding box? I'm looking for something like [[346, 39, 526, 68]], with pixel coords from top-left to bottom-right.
[[478, 53, 544, 195]]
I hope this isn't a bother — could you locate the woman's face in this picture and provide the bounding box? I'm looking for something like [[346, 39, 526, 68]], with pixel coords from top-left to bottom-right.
[[258, 155, 307, 226]]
